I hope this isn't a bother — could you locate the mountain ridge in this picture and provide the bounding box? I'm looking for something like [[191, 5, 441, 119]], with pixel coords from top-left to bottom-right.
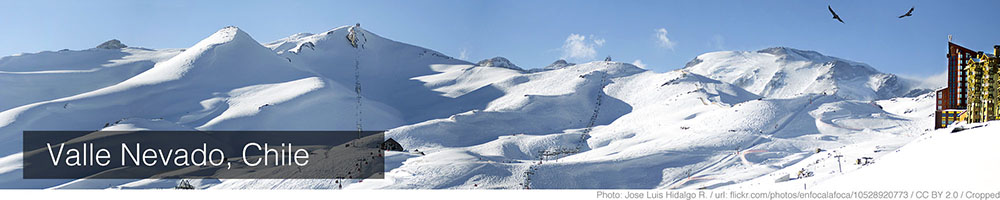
[[683, 47, 930, 101], [0, 25, 937, 190]]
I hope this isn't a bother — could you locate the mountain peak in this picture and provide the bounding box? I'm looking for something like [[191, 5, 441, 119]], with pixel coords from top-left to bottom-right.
[[684, 47, 927, 100], [756, 46, 799, 54], [176, 26, 263, 55], [205, 26, 254, 44], [127, 25, 304, 87], [95, 39, 127, 49], [755, 47, 858, 65], [476, 57, 521, 70], [543, 59, 576, 70]]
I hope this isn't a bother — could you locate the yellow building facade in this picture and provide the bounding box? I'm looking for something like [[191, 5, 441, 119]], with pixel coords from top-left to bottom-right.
[[964, 46, 1000, 123]]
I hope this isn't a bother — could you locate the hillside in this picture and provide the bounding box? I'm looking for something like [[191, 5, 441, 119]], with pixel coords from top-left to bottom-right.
[[684, 47, 931, 101], [723, 120, 998, 191]]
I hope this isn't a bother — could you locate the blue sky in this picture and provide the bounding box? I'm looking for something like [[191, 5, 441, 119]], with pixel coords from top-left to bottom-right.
[[1, 0, 998, 78]]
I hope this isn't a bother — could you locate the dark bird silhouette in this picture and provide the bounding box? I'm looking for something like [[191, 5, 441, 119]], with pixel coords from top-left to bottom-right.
[[828, 5, 844, 23], [898, 7, 914, 18]]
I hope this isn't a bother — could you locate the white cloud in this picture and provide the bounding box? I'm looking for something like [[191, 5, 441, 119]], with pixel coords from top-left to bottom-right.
[[899, 70, 947, 89], [594, 38, 606, 46], [631, 59, 647, 69], [919, 71, 948, 89], [655, 28, 676, 49], [458, 48, 468, 60], [561, 34, 604, 61]]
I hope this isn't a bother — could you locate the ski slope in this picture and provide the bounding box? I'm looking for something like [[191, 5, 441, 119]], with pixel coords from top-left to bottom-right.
[[723, 121, 999, 191]]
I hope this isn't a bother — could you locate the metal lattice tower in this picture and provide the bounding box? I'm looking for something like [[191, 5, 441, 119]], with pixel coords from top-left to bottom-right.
[[347, 25, 365, 140], [581, 73, 608, 141]]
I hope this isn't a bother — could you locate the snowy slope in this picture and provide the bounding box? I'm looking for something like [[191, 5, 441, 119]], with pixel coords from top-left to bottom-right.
[[815, 122, 1000, 190], [719, 91, 940, 190], [722, 121, 998, 191], [0, 46, 181, 111], [0, 25, 943, 190], [684, 47, 930, 101], [0, 26, 403, 188], [340, 63, 930, 189], [342, 62, 763, 189], [264, 25, 493, 123], [0, 26, 400, 153]]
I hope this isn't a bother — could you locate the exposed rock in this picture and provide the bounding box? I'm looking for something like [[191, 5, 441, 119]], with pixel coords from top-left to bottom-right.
[[476, 56, 522, 70], [543, 59, 576, 70], [96, 39, 127, 49]]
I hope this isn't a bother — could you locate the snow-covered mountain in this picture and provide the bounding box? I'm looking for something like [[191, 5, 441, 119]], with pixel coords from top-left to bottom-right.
[[475, 57, 523, 71], [684, 47, 932, 101], [543, 59, 576, 70], [262, 25, 500, 123], [0, 26, 404, 188], [0, 25, 943, 189], [95, 39, 128, 49]]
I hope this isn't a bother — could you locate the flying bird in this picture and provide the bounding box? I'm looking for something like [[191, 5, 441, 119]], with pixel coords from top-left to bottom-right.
[[828, 5, 844, 23], [898, 7, 914, 18]]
